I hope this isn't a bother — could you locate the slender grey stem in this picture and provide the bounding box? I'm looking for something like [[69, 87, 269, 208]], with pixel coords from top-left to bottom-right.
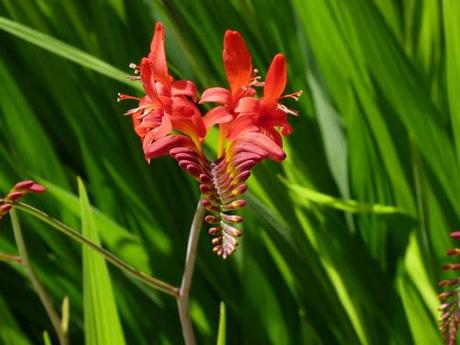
[[10, 201, 179, 298], [177, 200, 205, 345], [10, 209, 69, 345]]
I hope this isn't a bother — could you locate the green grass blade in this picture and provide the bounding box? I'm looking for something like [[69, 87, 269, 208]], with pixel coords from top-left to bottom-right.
[[0, 296, 31, 345], [0, 16, 139, 89], [42, 331, 52, 345], [216, 302, 226, 345], [79, 177, 126, 345], [443, 0, 460, 166], [282, 178, 405, 214], [45, 180, 151, 273]]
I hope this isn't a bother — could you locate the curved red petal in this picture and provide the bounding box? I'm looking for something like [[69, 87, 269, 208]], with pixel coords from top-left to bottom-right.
[[223, 30, 253, 92], [261, 109, 292, 136], [203, 106, 233, 129], [199, 87, 231, 104], [237, 132, 286, 161], [142, 115, 173, 152], [148, 22, 170, 85], [234, 96, 259, 113], [264, 53, 287, 102], [145, 135, 194, 160], [171, 115, 206, 140], [227, 114, 258, 140], [140, 58, 156, 99], [131, 116, 143, 138], [172, 80, 197, 102]]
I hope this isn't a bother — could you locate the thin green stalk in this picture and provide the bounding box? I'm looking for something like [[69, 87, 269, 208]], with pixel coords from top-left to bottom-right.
[[10, 209, 69, 345], [9, 201, 179, 298], [0, 252, 22, 263], [177, 200, 206, 345]]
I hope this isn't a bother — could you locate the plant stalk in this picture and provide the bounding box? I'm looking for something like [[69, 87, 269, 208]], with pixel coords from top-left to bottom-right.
[[10, 209, 69, 345], [177, 200, 205, 345], [10, 201, 179, 298], [0, 252, 22, 263]]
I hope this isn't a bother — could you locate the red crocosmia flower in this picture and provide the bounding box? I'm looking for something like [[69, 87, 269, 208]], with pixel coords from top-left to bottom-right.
[[120, 23, 301, 259], [230, 53, 303, 147], [118, 22, 206, 162], [199, 30, 261, 158], [0, 180, 46, 221]]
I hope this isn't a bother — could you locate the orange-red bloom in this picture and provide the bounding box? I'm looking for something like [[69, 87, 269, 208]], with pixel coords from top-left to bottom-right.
[[119, 22, 301, 258], [118, 23, 205, 162]]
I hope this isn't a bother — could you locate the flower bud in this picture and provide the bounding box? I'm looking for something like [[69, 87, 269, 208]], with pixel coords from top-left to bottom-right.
[[13, 180, 35, 191], [221, 213, 243, 224]]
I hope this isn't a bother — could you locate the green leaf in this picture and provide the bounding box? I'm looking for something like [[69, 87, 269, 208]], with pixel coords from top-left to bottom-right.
[[0, 296, 31, 345], [79, 177, 126, 345], [0, 16, 139, 89], [42, 331, 52, 345], [281, 178, 406, 214], [44, 180, 151, 273], [216, 302, 226, 345], [444, 0, 460, 167]]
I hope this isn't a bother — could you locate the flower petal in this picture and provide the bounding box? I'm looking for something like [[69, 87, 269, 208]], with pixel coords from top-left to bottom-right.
[[264, 53, 286, 102], [237, 132, 286, 161], [132, 116, 147, 138], [203, 106, 233, 129], [199, 87, 231, 104], [140, 58, 156, 99], [234, 96, 259, 113], [227, 114, 258, 140], [144, 135, 193, 160], [261, 109, 292, 136], [142, 114, 173, 152], [148, 22, 170, 85], [223, 30, 253, 92], [172, 80, 197, 102], [171, 115, 206, 140]]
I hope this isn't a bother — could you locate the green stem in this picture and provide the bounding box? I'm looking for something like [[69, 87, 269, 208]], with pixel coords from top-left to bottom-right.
[[0, 252, 22, 263], [177, 199, 205, 345], [10, 209, 69, 345], [10, 201, 179, 298]]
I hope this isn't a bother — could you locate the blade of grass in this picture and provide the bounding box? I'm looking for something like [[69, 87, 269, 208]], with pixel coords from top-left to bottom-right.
[[216, 302, 226, 345], [0, 16, 140, 89], [78, 177, 126, 345]]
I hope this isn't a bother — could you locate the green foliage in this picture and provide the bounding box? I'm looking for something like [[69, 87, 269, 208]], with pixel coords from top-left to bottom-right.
[[79, 178, 126, 345], [0, 0, 457, 344], [217, 302, 226, 345]]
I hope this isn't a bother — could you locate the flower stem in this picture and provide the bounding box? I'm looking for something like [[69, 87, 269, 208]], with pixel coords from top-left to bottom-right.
[[10, 209, 69, 345], [11, 201, 179, 298], [177, 199, 205, 345], [0, 252, 22, 263]]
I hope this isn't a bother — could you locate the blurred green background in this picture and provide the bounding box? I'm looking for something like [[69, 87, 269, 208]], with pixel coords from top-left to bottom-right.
[[0, 0, 458, 344]]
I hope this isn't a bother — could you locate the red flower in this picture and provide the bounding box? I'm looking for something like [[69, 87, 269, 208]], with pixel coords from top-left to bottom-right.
[[0, 180, 46, 220], [230, 53, 302, 147], [119, 23, 301, 258], [118, 23, 206, 162], [199, 30, 260, 157]]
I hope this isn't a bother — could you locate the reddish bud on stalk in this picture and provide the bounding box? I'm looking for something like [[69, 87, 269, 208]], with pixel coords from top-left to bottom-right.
[[0, 180, 46, 220]]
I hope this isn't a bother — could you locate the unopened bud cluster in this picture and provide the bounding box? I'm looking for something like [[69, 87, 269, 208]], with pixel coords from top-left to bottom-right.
[[438, 231, 460, 345], [0, 180, 46, 220]]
